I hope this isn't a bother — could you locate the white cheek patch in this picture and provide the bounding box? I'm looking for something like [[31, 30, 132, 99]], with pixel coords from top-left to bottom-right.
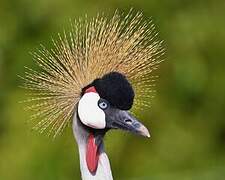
[[78, 92, 106, 129]]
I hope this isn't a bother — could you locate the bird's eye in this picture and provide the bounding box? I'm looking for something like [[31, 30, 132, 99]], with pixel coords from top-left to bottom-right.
[[98, 99, 109, 110]]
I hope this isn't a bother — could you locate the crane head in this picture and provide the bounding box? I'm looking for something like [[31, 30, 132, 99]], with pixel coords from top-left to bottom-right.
[[78, 72, 150, 137]]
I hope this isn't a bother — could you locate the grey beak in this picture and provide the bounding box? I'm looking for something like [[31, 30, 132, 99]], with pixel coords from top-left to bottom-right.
[[105, 109, 150, 138]]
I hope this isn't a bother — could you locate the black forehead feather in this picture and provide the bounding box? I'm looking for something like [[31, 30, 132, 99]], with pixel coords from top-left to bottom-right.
[[83, 72, 134, 110]]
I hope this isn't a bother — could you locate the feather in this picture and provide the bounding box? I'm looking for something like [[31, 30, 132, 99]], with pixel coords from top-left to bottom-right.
[[22, 9, 164, 137]]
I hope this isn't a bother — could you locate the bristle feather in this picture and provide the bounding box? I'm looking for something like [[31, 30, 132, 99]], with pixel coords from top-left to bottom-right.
[[22, 10, 164, 137]]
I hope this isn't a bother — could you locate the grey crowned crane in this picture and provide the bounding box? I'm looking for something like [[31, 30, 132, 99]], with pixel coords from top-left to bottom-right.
[[22, 10, 164, 180]]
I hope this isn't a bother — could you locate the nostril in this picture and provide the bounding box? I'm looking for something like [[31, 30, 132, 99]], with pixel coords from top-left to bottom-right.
[[124, 119, 132, 125]]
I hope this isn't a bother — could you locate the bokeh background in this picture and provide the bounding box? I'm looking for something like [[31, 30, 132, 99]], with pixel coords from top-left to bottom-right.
[[1, 0, 225, 179]]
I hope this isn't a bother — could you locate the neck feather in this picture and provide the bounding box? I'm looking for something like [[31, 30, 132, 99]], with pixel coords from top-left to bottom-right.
[[72, 112, 113, 180]]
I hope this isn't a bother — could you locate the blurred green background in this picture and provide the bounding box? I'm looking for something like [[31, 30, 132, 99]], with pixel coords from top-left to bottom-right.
[[1, 0, 225, 179]]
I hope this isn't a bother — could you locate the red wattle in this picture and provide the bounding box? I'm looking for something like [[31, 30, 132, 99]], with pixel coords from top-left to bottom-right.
[[86, 133, 99, 173]]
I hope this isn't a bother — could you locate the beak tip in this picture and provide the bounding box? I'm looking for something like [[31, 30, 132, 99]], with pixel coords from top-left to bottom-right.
[[145, 131, 150, 138], [139, 125, 150, 138]]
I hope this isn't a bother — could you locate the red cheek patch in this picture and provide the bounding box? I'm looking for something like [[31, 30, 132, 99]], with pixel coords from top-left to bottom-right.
[[86, 133, 99, 174], [85, 86, 97, 94]]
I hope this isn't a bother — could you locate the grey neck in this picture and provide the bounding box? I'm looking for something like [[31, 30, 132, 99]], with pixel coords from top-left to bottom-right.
[[72, 111, 113, 180]]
